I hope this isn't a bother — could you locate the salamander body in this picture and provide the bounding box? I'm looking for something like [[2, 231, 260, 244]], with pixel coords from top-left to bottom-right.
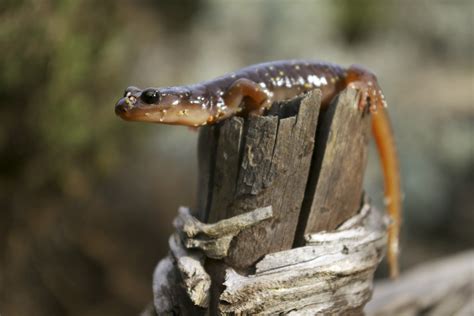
[[115, 60, 401, 278]]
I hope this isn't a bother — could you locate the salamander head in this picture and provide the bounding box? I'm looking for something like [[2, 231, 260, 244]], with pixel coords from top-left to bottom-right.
[[115, 86, 211, 126]]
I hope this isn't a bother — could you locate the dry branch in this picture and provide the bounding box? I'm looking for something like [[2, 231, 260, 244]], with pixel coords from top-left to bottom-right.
[[366, 250, 474, 316], [174, 206, 273, 259]]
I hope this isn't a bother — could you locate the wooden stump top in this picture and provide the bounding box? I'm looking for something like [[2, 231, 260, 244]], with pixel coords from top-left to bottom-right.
[[197, 87, 370, 270]]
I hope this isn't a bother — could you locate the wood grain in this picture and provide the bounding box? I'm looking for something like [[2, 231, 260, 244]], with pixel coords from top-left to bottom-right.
[[199, 91, 321, 270], [295, 88, 371, 245]]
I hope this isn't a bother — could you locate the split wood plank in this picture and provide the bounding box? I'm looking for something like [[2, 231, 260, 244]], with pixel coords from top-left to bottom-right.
[[198, 91, 321, 270], [295, 88, 371, 245]]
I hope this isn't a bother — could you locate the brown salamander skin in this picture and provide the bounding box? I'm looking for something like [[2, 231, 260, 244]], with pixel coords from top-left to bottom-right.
[[115, 60, 401, 278]]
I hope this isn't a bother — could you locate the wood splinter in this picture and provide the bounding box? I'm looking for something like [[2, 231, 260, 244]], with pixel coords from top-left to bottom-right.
[[174, 205, 273, 259]]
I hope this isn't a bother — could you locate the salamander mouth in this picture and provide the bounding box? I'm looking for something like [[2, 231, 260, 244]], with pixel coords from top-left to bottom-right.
[[115, 97, 165, 122]]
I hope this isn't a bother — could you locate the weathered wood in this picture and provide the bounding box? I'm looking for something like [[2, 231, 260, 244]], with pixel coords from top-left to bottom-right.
[[174, 206, 273, 259], [207, 118, 244, 222], [199, 91, 321, 270], [151, 255, 200, 315], [219, 203, 387, 315], [366, 250, 474, 316], [296, 88, 371, 243], [151, 201, 386, 315], [150, 87, 380, 315], [197, 125, 218, 222]]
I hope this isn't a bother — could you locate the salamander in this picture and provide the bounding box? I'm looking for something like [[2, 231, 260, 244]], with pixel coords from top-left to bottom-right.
[[115, 60, 401, 278]]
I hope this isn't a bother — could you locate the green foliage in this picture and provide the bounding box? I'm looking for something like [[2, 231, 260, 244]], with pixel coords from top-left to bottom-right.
[[0, 0, 136, 194], [332, 0, 392, 44]]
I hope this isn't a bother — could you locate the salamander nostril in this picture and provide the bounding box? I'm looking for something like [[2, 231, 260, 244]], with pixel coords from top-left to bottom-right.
[[115, 100, 128, 115]]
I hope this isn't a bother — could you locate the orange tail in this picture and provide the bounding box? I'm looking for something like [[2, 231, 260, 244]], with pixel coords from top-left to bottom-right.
[[372, 108, 402, 278]]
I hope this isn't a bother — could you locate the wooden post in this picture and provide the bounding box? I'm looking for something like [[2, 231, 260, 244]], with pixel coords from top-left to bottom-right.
[[198, 90, 321, 270], [149, 87, 380, 315], [295, 87, 371, 244], [197, 87, 371, 312]]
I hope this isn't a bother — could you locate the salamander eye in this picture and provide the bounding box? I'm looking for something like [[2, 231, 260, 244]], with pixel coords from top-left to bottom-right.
[[141, 88, 160, 104]]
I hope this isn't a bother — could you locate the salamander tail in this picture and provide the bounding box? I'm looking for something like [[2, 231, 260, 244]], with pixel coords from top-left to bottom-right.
[[372, 107, 402, 279]]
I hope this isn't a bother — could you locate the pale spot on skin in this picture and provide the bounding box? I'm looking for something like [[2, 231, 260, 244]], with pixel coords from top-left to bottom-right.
[[294, 65, 300, 70], [269, 66, 275, 70], [126, 96, 137, 106], [307, 75, 321, 86], [273, 77, 284, 87], [279, 71, 284, 76]]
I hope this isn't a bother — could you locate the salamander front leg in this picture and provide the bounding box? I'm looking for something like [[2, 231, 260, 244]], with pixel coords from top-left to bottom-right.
[[223, 78, 270, 116]]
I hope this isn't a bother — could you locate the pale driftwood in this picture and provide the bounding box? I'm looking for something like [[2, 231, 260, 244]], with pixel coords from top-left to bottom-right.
[[366, 250, 474, 316], [177, 256, 210, 308], [174, 206, 273, 259], [169, 233, 210, 308], [150, 234, 209, 314], [151, 254, 202, 315], [151, 256, 175, 314], [151, 206, 275, 314], [219, 203, 387, 315]]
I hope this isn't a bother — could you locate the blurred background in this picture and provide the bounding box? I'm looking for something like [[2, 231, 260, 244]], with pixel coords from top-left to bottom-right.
[[0, 0, 472, 315]]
